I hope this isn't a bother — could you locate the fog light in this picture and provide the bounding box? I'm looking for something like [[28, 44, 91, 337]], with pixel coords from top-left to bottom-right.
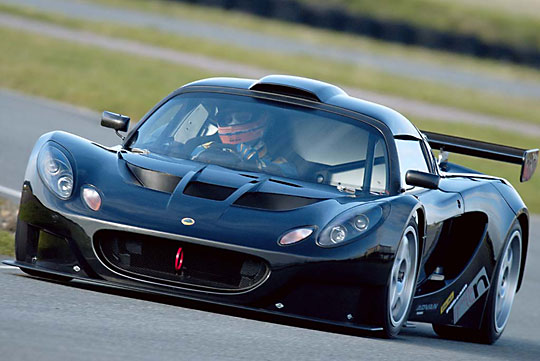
[[278, 227, 314, 246], [82, 186, 102, 211]]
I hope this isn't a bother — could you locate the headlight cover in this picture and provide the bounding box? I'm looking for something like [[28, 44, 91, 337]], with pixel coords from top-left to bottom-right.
[[278, 227, 316, 246], [37, 143, 74, 199], [317, 205, 384, 247]]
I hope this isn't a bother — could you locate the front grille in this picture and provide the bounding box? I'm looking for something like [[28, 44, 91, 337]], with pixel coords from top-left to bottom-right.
[[94, 230, 269, 292]]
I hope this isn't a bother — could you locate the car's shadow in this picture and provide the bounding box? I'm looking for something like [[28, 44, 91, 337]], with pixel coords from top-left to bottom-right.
[[15, 271, 539, 360]]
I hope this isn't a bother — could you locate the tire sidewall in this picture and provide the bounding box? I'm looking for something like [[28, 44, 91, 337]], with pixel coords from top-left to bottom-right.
[[382, 217, 420, 338], [481, 220, 522, 344]]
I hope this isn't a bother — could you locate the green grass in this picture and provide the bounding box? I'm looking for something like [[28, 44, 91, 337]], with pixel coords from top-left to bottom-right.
[[4, 2, 540, 125], [0, 231, 14, 257], [416, 118, 540, 213], [0, 198, 15, 256], [84, 0, 540, 81], [0, 27, 212, 121], [0, 22, 538, 212], [302, 0, 540, 50]]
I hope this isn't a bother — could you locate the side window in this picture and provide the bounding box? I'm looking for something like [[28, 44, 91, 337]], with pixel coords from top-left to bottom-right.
[[143, 100, 184, 140], [395, 139, 430, 188], [371, 139, 387, 192]]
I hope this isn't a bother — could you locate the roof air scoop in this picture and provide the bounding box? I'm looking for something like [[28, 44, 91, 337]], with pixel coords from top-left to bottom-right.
[[250, 75, 346, 103]]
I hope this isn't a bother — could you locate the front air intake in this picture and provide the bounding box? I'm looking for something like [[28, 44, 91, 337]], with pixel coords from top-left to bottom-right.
[[94, 230, 270, 292]]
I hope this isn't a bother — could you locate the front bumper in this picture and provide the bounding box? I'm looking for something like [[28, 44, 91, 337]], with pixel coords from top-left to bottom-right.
[[10, 181, 396, 329]]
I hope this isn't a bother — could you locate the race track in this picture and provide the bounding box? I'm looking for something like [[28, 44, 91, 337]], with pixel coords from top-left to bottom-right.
[[0, 91, 539, 360]]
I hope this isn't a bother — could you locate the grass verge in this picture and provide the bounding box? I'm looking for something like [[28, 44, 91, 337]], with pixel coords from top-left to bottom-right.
[[416, 118, 540, 213], [0, 231, 14, 257], [0, 198, 15, 257], [0, 24, 538, 211], [0, 26, 212, 120], [3, 3, 540, 125], [85, 0, 540, 83], [93, 0, 540, 51], [301, 0, 540, 49]]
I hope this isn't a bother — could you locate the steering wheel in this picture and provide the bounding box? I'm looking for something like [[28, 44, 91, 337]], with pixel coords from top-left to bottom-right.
[[191, 143, 244, 168], [191, 142, 292, 177]]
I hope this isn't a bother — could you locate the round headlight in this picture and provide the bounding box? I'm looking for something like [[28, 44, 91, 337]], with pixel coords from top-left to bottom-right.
[[317, 205, 384, 247], [37, 143, 74, 199], [353, 215, 369, 231], [330, 225, 347, 244]]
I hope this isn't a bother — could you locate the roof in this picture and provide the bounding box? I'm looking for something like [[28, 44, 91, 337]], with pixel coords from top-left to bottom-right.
[[183, 75, 422, 138]]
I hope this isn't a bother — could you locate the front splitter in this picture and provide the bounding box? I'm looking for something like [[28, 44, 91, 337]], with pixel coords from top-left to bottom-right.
[[3, 259, 383, 334]]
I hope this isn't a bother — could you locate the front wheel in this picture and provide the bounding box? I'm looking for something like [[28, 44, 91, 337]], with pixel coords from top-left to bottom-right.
[[381, 219, 419, 338]]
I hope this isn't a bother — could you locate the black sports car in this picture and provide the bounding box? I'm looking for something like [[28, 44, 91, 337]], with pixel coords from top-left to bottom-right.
[[5, 75, 538, 343]]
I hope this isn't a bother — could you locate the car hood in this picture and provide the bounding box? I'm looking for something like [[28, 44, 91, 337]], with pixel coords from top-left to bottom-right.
[[34, 133, 390, 253], [105, 152, 379, 247]]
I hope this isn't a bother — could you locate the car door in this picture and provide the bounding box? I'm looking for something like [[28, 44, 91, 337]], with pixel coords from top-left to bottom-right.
[[395, 137, 464, 261]]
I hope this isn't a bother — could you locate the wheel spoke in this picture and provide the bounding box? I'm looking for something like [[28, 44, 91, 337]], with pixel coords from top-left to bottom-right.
[[397, 236, 408, 262], [505, 248, 513, 270], [387, 225, 418, 328], [494, 230, 522, 333]]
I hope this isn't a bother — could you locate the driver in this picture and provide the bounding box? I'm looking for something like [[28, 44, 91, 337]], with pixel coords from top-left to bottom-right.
[[190, 106, 297, 177]]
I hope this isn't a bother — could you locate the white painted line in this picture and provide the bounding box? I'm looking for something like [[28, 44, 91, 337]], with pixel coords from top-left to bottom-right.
[[0, 185, 21, 200], [0, 265, 17, 269]]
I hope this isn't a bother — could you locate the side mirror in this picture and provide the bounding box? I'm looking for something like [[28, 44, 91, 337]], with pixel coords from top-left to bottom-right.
[[405, 170, 440, 189], [101, 111, 130, 132]]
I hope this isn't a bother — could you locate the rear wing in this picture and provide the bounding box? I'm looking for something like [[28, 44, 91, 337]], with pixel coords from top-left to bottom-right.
[[422, 131, 538, 182]]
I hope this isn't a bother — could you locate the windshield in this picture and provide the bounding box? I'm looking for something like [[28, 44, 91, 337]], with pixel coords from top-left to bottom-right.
[[129, 92, 389, 194]]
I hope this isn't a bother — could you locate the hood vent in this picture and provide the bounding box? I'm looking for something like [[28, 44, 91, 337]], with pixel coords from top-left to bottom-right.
[[127, 163, 182, 193], [183, 181, 237, 201], [234, 192, 322, 211]]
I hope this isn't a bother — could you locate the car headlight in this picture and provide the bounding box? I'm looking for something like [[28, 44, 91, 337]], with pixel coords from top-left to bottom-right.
[[317, 205, 384, 247], [37, 143, 74, 199]]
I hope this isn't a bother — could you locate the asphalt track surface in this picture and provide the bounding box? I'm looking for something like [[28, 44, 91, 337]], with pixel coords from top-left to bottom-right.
[[0, 89, 119, 200], [0, 91, 539, 360], [3, 0, 540, 100]]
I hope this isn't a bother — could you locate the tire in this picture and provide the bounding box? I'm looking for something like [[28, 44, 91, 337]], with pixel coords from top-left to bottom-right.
[[433, 221, 522, 344], [381, 218, 419, 338]]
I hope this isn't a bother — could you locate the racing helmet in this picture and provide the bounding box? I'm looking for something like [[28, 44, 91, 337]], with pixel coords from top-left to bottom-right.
[[216, 106, 267, 145]]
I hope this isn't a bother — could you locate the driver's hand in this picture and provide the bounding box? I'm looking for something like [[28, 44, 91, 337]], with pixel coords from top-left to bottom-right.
[[236, 144, 261, 164]]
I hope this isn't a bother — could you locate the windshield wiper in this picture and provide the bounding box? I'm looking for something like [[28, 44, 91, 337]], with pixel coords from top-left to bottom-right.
[[131, 148, 150, 155], [336, 184, 357, 195]]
